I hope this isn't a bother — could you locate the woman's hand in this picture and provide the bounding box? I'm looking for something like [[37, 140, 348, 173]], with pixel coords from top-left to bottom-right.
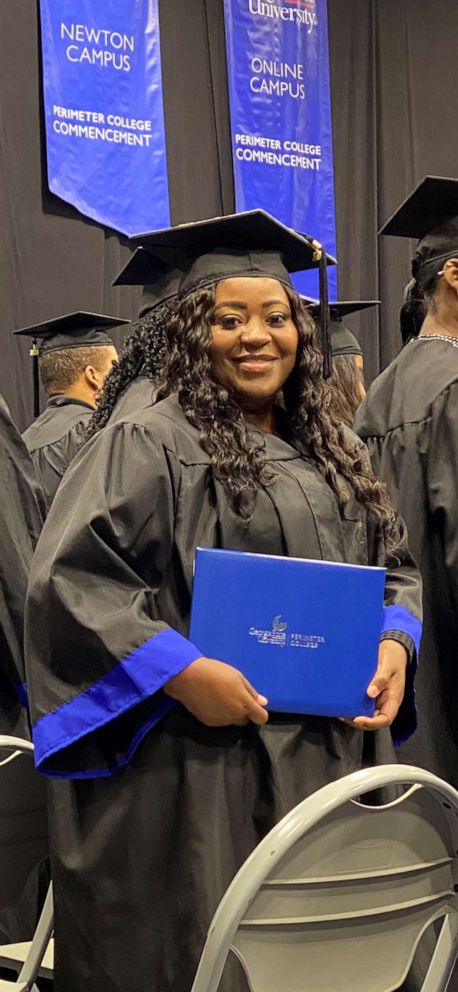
[[348, 639, 409, 731], [164, 657, 269, 727]]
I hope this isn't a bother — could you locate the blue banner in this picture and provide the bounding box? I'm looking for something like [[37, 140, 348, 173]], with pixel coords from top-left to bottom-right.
[[224, 0, 337, 296], [39, 0, 170, 235]]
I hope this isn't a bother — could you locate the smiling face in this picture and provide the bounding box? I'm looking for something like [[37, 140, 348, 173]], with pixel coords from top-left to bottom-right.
[[210, 277, 299, 411]]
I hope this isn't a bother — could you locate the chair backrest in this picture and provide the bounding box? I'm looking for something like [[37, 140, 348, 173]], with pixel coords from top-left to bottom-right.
[[191, 764, 458, 992], [0, 737, 53, 992]]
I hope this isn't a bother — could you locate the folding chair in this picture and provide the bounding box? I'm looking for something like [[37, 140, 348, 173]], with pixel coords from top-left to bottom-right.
[[191, 764, 458, 992], [0, 737, 53, 992]]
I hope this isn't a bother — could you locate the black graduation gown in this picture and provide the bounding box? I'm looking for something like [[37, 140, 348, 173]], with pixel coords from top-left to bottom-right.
[[355, 337, 458, 788], [0, 395, 44, 735], [22, 396, 93, 509], [25, 395, 422, 992], [0, 398, 49, 947], [106, 374, 157, 425]]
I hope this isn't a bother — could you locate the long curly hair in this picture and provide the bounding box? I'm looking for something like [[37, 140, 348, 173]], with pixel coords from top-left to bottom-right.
[[160, 286, 396, 544], [86, 300, 175, 437], [326, 355, 365, 427]]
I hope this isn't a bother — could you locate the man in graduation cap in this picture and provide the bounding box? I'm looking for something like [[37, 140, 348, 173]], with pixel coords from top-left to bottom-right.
[[86, 251, 188, 435], [355, 176, 458, 789], [305, 299, 380, 426], [25, 210, 421, 992], [15, 313, 127, 509]]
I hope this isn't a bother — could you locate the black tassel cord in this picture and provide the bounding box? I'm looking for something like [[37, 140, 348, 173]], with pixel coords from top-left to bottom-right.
[[313, 242, 332, 378]]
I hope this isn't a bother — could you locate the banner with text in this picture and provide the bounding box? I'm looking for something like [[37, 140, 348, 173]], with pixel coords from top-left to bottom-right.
[[224, 0, 337, 296], [39, 0, 170, 235]]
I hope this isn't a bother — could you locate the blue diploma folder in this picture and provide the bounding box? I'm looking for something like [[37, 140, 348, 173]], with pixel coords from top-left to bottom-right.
[[189, 548, 386, 718]]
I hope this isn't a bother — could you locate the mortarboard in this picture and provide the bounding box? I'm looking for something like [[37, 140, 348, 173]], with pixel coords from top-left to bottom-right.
[[379, 176, 458, 280], [131, 210, 336, 376], [113, 248, 189, 318], [13, 311, 130, 417], [302, 299, 380, 358]]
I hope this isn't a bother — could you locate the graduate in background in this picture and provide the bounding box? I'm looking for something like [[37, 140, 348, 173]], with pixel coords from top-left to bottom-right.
[[0, 396, 49, 948], [0, 395, 44, 735], [306, 299, 379, 426], [25, 212, 421, 992], [355, 176, 458, 789], [86, 250, 188, 434], [14, 312, 126, 509]]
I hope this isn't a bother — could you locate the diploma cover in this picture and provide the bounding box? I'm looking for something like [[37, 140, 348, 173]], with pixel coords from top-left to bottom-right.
[[190, 549, 386, 717]]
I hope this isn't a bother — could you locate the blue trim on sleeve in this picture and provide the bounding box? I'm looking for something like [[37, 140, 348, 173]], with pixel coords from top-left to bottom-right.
[[14, 683, 29, 709], [38, 697, 176, 780], [32, 628, 202, 776], [381, 605, 422, 656]]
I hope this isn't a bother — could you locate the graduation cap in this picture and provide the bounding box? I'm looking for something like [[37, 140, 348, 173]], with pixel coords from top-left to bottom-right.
[[380, 176, 458, 280], [302, 299, 380, 358], [132, 210, 337, 377], [13, 311, 130, 417], [113, 248, 189, 318]]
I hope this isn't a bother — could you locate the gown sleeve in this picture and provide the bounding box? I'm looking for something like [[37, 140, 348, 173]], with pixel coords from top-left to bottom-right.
[[0, 399, 44, 735], [426, 382, 458, 611], [367, 503, 422, 745], [25, 421, 203, 779], [354, 425, 422, 746], [31, 418, 90, 510]]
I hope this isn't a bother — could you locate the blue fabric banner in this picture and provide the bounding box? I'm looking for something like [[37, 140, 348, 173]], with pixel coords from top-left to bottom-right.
[[223, 0, 337, 296], [39, 0, 170, 235]]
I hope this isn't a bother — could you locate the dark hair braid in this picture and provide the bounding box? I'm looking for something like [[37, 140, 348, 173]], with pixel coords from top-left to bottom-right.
[[86, 299, 175, 438], [401, 257, 455, 344], [162, 287, 396, 543], [399, 278, 427, 343]]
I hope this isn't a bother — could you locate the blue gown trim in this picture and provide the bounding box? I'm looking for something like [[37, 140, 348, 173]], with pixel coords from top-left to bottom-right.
[[381, 604, 422, 655], [32, 628, 202, 777], [14, 683, 29, 708]]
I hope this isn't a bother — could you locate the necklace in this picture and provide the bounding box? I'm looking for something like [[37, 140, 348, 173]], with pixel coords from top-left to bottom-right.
[[413, 334, 458, 349]]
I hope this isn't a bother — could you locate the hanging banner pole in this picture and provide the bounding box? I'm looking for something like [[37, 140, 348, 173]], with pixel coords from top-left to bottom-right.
[[39, 0, 170, 236], [224, 0, 337, 297]]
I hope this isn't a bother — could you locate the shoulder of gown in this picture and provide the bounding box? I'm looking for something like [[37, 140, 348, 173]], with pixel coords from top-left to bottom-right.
[[355, 339, 458, 440]]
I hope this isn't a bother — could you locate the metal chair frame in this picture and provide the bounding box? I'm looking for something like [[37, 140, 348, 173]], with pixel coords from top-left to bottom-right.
[[191, 764, 458, 992], [0, 737, 53, 992]]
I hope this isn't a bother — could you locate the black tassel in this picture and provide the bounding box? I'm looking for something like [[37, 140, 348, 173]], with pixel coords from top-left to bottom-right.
[[313, 241, 332, 378], [30, 340, 40, 418]]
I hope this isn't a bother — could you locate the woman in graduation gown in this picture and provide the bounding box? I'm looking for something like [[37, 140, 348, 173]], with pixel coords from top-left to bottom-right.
[[305, 299, 379, 427], [25, 212, 421, 992], [355, 176, 458, 790]]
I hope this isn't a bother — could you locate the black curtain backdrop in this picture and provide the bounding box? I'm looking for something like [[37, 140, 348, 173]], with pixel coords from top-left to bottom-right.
[[1, 0, 457, 429]]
